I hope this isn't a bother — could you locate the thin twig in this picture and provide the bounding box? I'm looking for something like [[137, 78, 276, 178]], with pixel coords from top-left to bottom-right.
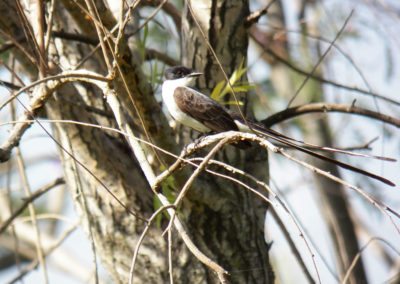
[[44, 0, 56, 53], [15, 0, 47, 72], [4, 88, 24, 275], [0, 72, 146, 222], [15, 147, 48, 284], [276, 147, 399, 229], [187, 158, 320, 283], [270, 207, 315, 283], [269, 178, 339, 281], [164, 138, 230, 236], [126, 0, 169, 37], [342, 137, 378, 151], [245, 0, 277, 27], [105, 88, 229, 282], [34, 0, 47, 75], [68, 140, 99, 284], [287, 10, 354, 107], [263, 24, 375, 94], [186, 1, 252, 134], [342, 237, 400, 284], [129, 205, 175, 284], [6, 223, 78, 284], [187, 158, 276, 203], [140, 0, 181, 30], [0, 178, 64, 235], [168, 227, 174, 284], [84, 0, 112, 71], [0, 71, 108, 113], [114, 0, 141, 56], [256, 44, 400, 107]]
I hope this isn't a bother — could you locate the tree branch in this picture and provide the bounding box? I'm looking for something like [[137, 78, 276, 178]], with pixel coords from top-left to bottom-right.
[[0, 178, 64, 239], [245, 0, 277, 27], [104, 85, 229, 282], [0, 70, 109, 162], [140, 0, 181, 30], [262, 102, 400, 128], [250, 29, 400, 107]]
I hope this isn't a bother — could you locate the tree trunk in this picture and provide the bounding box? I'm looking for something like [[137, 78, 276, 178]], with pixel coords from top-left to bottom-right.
[[0, 0, 273, 283], [179, 1, 273, 283], [313, 119, 368, 284]]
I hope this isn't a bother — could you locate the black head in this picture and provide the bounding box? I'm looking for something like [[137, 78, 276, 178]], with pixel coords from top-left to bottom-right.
[[165, 66, 201, 80]]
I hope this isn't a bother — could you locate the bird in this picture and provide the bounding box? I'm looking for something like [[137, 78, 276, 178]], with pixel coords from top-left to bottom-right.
[[161, 65, 395, 187], [162, 65, 247, 134]]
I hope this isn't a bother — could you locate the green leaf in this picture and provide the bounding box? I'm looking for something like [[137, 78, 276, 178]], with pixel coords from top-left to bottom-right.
[[232, 85, 253, 93], [221, 100, 244, 106], [211, 59, 251, 102], [153, 196, 163, 228], [210, 81, 226, 100], [142, 23, 149, 46], [138, 24, 149, 60]]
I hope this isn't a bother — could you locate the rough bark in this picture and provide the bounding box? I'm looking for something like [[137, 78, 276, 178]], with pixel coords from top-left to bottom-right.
[[0, 0, 273, 283], [181, 1, 274, 283], [0, 0, 170, 282]]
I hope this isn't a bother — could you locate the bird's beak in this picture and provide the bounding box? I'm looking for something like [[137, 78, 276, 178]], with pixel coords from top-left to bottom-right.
[[188, 72, 202, 77]]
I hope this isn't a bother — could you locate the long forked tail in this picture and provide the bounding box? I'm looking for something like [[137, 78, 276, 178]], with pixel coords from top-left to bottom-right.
[[231, 113, 396, 187]]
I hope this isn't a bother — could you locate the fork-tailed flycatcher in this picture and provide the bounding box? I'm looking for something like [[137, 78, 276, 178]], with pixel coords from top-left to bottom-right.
[[162, 65, 248, 134], [161, 65, 395, 186]]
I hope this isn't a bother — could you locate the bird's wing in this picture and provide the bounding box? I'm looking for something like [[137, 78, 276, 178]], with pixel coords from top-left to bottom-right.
[[173, 86, 238, 132]]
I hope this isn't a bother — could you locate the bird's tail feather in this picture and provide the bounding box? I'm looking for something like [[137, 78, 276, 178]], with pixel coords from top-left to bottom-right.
[[231, 115, 395, 187]]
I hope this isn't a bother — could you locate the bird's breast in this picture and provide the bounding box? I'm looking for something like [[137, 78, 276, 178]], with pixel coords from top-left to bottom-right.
[[162, 83, 210, 132]]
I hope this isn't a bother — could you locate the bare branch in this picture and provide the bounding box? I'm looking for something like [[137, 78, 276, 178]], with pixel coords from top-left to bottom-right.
[[342, 237, 400, 284], [262, 102, 400, 128], [287, 10, 354, 107], [162, 138, 231, 237], [129, 205, 176, 284], [0, 71, 146, 222], [105, 86, 229, 281], [83, 0, 113, 71], [250, 31, 400, 107], [140, 0, 181, 30], [0, 70, 109, 162], [180, 131, 398, 218], [251, 40, 400, 106], [0, 178, 64, 235], [270, 208, 316, 284], [5, 223, 78, 284], [245, 0, 277, 27], [15, 145, 48, 283], [145, 48, 179, 66]]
